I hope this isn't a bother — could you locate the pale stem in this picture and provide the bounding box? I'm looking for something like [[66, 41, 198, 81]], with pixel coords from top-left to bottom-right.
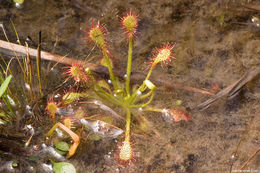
[[102, 49, 118, 90], [125, 36, 133, 96], [127, 65, 155, 103], [125, 108, 131, 141]]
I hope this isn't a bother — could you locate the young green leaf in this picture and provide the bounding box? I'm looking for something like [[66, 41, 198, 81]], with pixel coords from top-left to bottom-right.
[[53, 162, 76, 173], [55, 141, 70, 152], [0, 75, 12, 98], [55, 141, 70, 155]]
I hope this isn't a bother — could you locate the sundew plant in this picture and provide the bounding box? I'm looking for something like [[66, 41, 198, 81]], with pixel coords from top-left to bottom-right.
[[46, 10, 189, 165]]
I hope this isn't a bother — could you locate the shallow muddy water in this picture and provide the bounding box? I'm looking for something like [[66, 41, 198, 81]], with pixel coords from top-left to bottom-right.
[[0, 0, 260, 173]]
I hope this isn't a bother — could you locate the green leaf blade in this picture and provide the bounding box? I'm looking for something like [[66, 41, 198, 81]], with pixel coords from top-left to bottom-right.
[[53, 162, 76, 173], [0, 75, 12, 98]]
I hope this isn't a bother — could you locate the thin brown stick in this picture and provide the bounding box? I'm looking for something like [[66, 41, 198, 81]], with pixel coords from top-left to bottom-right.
[[229, 114, 260, 173], [240, 4, 260, 12], [197, 68, 260, 110], [0, 39, 98, 70], [240, 147, 260, 170], [37, 31, 42, 95]]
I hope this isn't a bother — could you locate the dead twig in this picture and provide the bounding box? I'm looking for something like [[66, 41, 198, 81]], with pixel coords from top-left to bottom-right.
[[197, 67, 260, 110], [240, 147, 260, 170], [0, 39, 99, 70], [239, 4, 260, 12], [229, 113, 260, 173]]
